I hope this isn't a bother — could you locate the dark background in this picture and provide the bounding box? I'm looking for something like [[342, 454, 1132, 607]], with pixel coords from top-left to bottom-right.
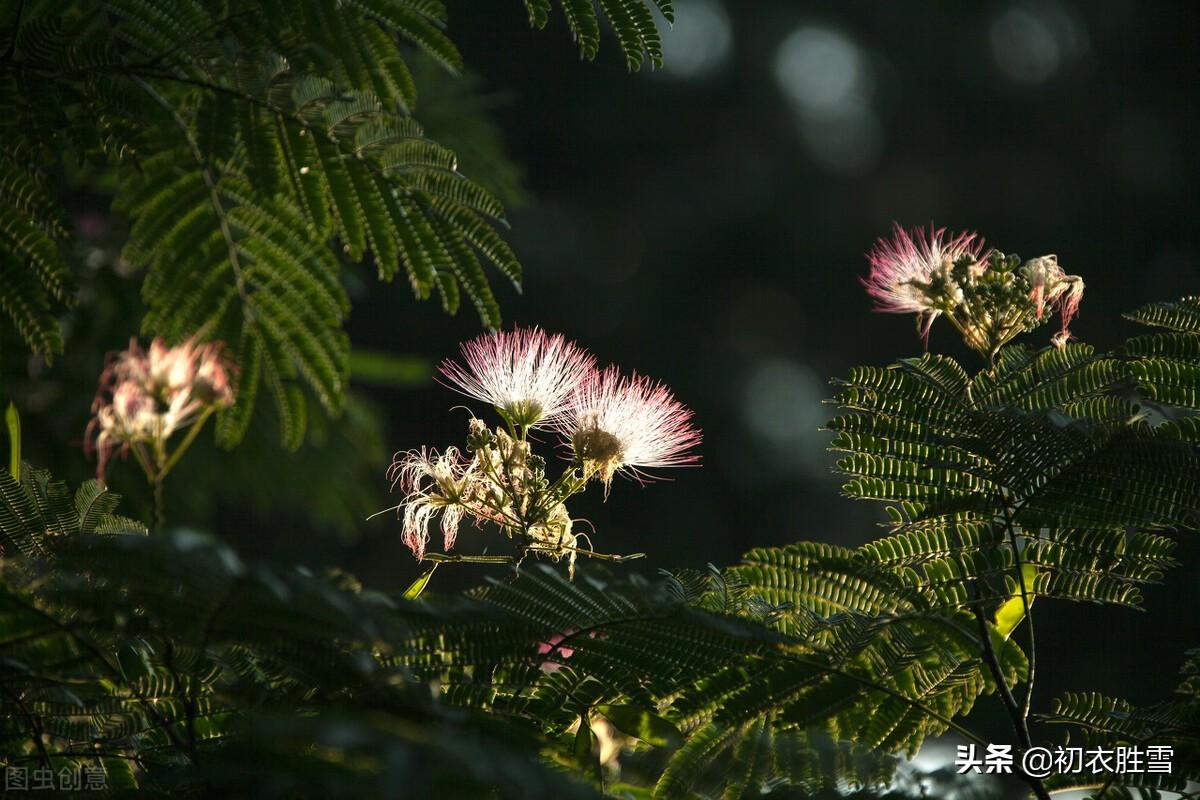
[[16, 0, 1199, 786]]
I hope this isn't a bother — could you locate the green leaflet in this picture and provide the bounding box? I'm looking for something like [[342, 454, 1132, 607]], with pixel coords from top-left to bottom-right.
[[526, 0, 670, 68], [595, 704, 683, 748], [4, 402, 19, 481], [1125, 298, 1200, 410], [993, 562, 1038, 639], [0, 463, 145, 559], [403, 563, 439, 600], [1040, 674, 1200, 796], [574, 711, 600, 780], [0, 137, 72, 358]]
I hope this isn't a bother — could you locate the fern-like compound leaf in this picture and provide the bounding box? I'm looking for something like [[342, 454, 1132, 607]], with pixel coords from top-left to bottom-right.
[[524, 0, 670, 68], [2, 1, 526, 446]]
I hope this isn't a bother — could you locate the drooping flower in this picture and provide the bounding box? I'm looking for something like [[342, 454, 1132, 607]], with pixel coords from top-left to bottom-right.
[[863, 223, 989, 342], [438, 327, 596, 428], [88, 381, 159, 478], [86, 337, 234, 479], [558, 366, 701, 488], [386, 446, 482, 559], [1022, 254, 1085, 336]]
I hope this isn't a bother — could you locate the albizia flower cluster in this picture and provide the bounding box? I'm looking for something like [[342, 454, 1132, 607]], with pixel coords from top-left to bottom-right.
[[385, 327, 700, 571], [864, 223, 1085, 360], [86, 337, 234, 480]]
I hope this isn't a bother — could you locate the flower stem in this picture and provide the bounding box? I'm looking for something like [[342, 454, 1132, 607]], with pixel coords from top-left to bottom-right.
[[130, 442, 155, 482], [525, 543, 644, 562], [152, 476, 165, 532], [421, 552, 517, 565], [159, 407, 214, 480], [130, 440, 170, 532], [152, 443, 168, 532]]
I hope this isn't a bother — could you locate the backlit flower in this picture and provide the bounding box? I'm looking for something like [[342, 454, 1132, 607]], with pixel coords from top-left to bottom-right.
[[438, 327, 596, 428], [863, 223, 989, 342], [88, 381, 158, 478], [86, 337, 234, 479], [862, 224, 1088, 359], [558, 366, 701, 488], [1022, 254, 1085, 335], [387, 446, 481, 559]]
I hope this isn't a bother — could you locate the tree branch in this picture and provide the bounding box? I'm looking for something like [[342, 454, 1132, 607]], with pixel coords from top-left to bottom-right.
[[953, 519, 1050, 800], [1001, 499, 1036, 724]]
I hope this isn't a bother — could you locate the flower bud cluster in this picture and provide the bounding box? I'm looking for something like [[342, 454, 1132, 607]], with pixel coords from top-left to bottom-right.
[[86, 337, 234, 479], [864, 224, 1086, 361], [386, 328, 701, 571]]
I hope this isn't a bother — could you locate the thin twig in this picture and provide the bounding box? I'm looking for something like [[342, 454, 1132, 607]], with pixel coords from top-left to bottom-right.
[[952, 519, 1050, 800], [152, 475, 165, 532], [1001, 499, 1036, 723], [422, 552, 517, 565], [524, 543, 645, 562], [158, 407, 214, 479]]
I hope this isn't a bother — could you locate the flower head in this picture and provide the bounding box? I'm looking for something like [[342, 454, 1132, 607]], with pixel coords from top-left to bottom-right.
[[86, 337, 234, 479], [863, 223, 989, 342], [558, 366, 701, 488], [863, 224, 1087, 359], [387, 446, 481, 559], [1022, 254, 1085, 336], [387, 332, 702, 574], [438, 327, 596, 428]]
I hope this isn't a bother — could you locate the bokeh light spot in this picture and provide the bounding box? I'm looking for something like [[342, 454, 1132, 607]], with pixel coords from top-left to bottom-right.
[[799, 105, 883, 175], [660, 0, 733, 80], [741, 358, 827, 475], [989, 1, 1089, 85], [775, 26, 871, 115], [775, 25, 883, 175]]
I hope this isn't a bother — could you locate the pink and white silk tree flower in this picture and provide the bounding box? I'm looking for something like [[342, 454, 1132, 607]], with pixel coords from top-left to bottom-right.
[[1022, 254, 1085, 338], [86, 337, 234, 479], [863, 222, 989, 343], [557, 366, 701, 488], [862, 223, 1087, 359], [386, 446, 483, 560], [386, 331, 703, 574], [110, 337, 234, 406], [88, 381, 160, 479], [536, 629, 577, 673], [438, 327, 596, 428]]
